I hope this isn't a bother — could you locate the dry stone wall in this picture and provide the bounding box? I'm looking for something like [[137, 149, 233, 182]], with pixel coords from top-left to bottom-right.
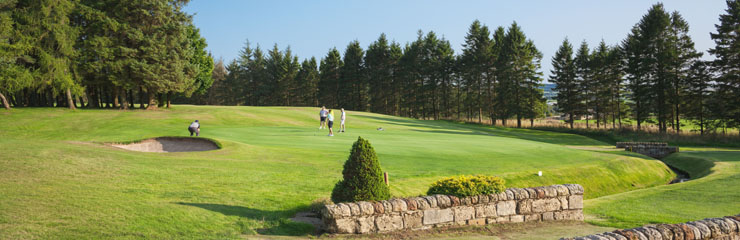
[[563, 214, 740, 240], [320, 184, 584, 234], [617, 142, 679, 159]]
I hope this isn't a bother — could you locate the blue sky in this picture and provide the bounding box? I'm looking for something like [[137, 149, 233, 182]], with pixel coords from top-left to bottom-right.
[[183, 1, 727, 81]]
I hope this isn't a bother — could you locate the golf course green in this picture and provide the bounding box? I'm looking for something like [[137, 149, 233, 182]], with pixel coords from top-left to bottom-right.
[[0, 106, 736, 239]]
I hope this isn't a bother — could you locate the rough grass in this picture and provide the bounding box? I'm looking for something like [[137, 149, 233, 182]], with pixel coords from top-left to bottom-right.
[[0, 106, 675, 239], [585, 150, 740, 229]]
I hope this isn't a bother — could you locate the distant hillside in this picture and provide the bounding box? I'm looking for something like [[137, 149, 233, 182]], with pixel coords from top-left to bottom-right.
[[541, 83, 557, 100]]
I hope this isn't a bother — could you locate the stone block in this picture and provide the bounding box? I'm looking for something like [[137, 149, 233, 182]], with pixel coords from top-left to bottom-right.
[[510, 215, 524, 223], [679, 223, 698, 240], [496, 200, 516, 216], [475, 204, 497, 219], [534, 187, 546, 198], [652, 224, 673, 240], [544, 186, 558, 197], [375, 214, 403, 233], [525, 214, 540, 222], [423, 196, 438, 208], [358, 201, 374, 216], [542, 212, 554, 221], [479, 194, 489, 204], [702, 219, 722, 237], [603, 232, 628, 240], [322, 204, 340, 219], [511, 188, 528, 200], [634, 227, 660, 240], [435, 195, 451, 208], [494, 216, 509, 223], [372, 201, 385, 214], [688, 221, 710, 239], [357, 216, 376, 233], [461, 196, 472, 206], [489, 193, 499, 202], [555, 185, 570, 196], [470, 195, 479, 204], [554, 210, 583, 221], [521, 188, 533, 198], [721, 217, 738, 233], [564, 184, 584, 195], [405, 198, 417, 211], [558, 196, 569, 210], [332, 218, 357, 234], [448, 195, 460, 207], [504, 189, 515, 200], [568, 195, 583, 209], [517, 199, 532, 214], [532, 198, 561, 213], [453, 206, 475, 224], [347, 202, 361, 216], [415, 197, 430, 210], [423, 208, 454, 225], [403, 211, 423, 230], [468, 218, 486, 225], [497, 192, 508, 201], [390, 198, 407, 212], [665, 224, 685, 240], [381, 201, 393, 214]]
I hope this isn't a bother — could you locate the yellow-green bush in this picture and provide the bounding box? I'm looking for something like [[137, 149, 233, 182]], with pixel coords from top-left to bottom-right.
[[426, 175, 506, 197]]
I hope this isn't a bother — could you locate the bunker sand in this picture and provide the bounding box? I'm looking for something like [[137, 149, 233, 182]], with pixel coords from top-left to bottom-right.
[[110, 137, 219, 152]]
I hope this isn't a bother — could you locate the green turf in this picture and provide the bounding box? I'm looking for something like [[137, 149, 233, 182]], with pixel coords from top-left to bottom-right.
[[585, 150, 740, 229], [0, 106, 676, 238]]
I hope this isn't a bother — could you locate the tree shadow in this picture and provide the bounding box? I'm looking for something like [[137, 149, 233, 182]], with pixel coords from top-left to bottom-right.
[[176, 202, 315, 236], [356, 115, 608, 146]]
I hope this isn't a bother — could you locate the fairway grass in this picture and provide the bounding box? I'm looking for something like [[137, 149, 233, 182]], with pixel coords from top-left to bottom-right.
[[0, 106, 678, 238]]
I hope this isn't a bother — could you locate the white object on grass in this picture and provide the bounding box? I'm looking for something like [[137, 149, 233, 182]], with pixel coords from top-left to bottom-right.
[[538, 171, 542, 176]]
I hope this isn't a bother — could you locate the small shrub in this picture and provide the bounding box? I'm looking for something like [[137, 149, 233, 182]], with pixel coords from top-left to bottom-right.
[[331, 137, 391, 203], [427, 175, 506, 197]]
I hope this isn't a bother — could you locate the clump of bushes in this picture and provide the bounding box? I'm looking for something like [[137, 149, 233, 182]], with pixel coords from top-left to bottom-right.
[[331, 137, 391, 203], [427, 175, 506, 197]]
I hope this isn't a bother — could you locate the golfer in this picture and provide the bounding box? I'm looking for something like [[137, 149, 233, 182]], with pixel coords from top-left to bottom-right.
[[319, 106, 328, 129], [327, 109, 335, 137], [188, 120, 200, 136], [340, 108, 346, 133]]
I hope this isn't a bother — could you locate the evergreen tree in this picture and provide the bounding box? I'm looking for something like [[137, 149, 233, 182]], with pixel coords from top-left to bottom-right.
[[331, 137, 391, 203], [550, 38, 579, 128], [709, 0, 740, 134], [0, 0, 33, 109], [340, 41, 365, 110], [319, 48, 342, 108], [460, 20, 492, 122], [184, 24, 214, 107], [497, 22, 543, 128], [685, 61, 714, 135], [366, 33, 394, 114], [574, 41, 593, 127], [296, 57, 319, 106]]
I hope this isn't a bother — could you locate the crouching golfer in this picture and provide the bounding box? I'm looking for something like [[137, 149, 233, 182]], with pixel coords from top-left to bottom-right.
[[188, 120, 200, 136]]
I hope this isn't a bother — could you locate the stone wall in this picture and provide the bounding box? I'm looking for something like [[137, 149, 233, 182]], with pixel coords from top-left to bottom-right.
[[320, 184, 584, 234], [616, 142, 669, 148], [617, 142, 679, 159], [563, 215, 740, 240]]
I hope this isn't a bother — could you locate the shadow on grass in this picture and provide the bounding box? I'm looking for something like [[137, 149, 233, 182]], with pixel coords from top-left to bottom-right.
[[358, 115, 607, 146], [176, 202, 314, 236]]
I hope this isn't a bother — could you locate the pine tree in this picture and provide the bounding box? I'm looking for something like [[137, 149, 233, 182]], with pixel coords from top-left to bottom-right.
[[575, 41, 593, 128], [709, 0, 740, 134], [296, 57, 319, 106], [340, 41, 365, 110], [550, 38, 579, 128], [319, 48, 343, 108], [0, 0, 33, 109], [331, 137, 391, 203]]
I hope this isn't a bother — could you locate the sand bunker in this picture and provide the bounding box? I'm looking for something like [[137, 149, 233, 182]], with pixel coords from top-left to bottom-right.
[[110, 137, 220, 152]]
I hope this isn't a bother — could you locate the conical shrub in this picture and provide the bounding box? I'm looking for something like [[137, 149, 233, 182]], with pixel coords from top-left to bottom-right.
[[331, 137, 391, 203]]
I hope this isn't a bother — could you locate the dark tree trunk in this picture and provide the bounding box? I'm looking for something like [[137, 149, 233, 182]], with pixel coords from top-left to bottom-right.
[[517, 115, 521, 128], [128, 90, 134, 109], [113, 87, 119, 108], [0, 92, 10, 110], [166, 92, 171, 108], [66, 88, 76, 110], [569, 113, 574, 129], [120, 88, 129, 110], [157, 93, 164, 108], [138, 87, 146, 109], [146, 92, 158, 110]]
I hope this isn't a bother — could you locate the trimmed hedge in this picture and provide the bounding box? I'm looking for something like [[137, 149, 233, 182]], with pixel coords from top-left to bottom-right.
[[427, 175, 506, 197], [331, 137, 391, 203]]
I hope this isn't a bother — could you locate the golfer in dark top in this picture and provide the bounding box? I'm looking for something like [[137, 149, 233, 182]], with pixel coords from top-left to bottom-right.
[[188, 120, 200, 136]]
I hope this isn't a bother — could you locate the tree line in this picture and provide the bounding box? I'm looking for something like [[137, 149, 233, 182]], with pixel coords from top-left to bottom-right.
[[0, 0, 213, 110], [551, 2, 740, 135], [193, 21, 546, 127]]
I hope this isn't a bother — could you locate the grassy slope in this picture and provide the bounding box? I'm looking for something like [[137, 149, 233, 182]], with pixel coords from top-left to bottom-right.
[[0, 106, 672, 239], [585, 150, 740, 229]]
